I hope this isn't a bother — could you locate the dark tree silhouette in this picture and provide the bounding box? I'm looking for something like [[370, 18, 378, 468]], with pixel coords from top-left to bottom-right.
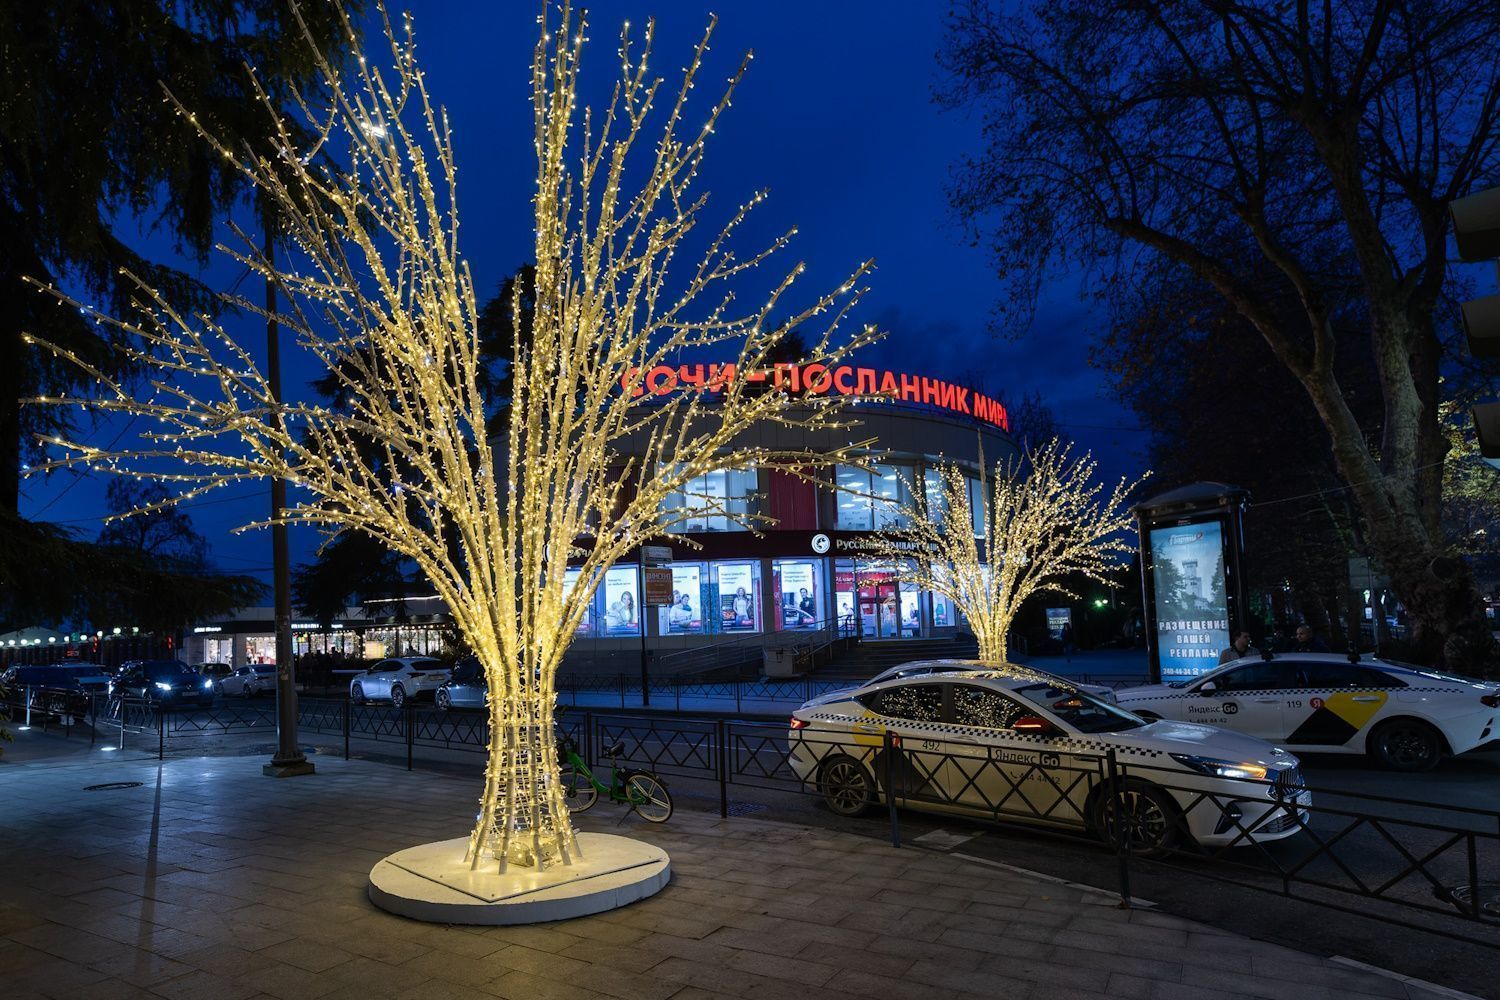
[[942, 0, 1500, 670]]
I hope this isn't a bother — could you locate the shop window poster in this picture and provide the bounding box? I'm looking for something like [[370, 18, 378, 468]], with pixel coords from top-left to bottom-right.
[[667, 565, 702, 633], [602, 566, 639, 635], [718, 563, 757, 631], [779, 561, 817, 628]]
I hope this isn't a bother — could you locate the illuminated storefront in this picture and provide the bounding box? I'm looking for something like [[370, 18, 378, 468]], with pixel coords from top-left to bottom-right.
[[567, 375, 1019, 657]]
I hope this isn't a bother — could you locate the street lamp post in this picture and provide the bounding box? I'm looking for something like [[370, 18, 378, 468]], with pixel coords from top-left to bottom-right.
[[263, 223, 314, 778]]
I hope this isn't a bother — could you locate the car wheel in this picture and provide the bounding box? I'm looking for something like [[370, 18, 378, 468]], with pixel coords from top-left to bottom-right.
[[390, 684, 406, 710], [1369, 718, 1444, 772], [242, 681, 256, 698], [351, 683, 366, 706], [435, 688, 451, 712], [1094, 782, 1181, 855], [818, 755, 877, 817]]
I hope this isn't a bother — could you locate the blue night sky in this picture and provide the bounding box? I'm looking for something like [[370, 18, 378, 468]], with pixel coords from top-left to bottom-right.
[[19, 1, 1144, 584]]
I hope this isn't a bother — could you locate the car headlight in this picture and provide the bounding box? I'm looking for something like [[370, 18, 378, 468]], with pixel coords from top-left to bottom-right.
[[203, 679, 214, 690], [1170, 753, 1268, 781], [155, 681, 173, 691]]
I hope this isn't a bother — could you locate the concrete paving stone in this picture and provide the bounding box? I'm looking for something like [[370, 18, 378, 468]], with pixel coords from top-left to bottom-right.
[[76, 978, 163, 1000], [86, 946, 199, 989], [935, 926, 1050, 958], [9, 954, 115, 996], [975, 953, 1112, 993], [398, 947, 519, 987], [649, 956, 871, 1000], [557, 938, 666, 975], [261, 936, 356, 973], [826, 967, 1016, 1000], [147, 969, 263, 1000], [725, 946, 840, 986], [486, 923, 589, 955], [491, 942, 591, 978], [862, 932, 993, 970], [552, 916, 650, 947], [484, 969, 606, 1000], [657, 988, 738, 1000], [1040, 944, 1184, 983], [1179, 965, 1393, 1000], [1101, 972, 1156, 999], [793, 939, 915, 979], [563, 962, 686, 1000], [235, 960, 347, 999], [1066, 913, 1190, 947]]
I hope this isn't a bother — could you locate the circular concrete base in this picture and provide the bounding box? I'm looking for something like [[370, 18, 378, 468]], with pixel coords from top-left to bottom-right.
[[367, 833, 670, 925]]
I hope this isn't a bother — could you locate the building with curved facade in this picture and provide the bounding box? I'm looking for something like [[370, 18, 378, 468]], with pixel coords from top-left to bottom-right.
[[566, 367, 1018, 661]]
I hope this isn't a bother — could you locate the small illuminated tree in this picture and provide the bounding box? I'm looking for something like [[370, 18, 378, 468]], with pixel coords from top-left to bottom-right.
[[869, 441, 1145, 662], [22, 5, 876, 872]]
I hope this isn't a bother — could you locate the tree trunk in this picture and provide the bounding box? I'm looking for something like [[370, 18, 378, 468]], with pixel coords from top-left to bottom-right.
[[465, 645, 579, 872], [1299, 365, 1495, 674]]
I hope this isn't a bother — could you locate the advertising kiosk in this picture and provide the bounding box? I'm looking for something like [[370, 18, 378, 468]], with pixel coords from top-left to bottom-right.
[[1134, 483, 1250, 684]]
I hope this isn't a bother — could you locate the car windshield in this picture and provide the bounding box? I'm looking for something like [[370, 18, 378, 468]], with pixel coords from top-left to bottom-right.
[[1013, 681, 1146, 734], [144, 662, 196, 680]]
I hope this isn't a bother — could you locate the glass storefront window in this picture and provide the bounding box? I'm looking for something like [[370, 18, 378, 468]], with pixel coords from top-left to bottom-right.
[[662, 563, 706, 634], [835, 465, 873, 530], [969, 475, 987, 537], [202, 637, 232, 664], [601, 566, 641, 636], [662, 468, 757, 533], [774, 559, 823, 630], [246, 635, 277, 664], [836, 464, 912, 530], [922, 468, 947, 523], [713, 561, 761, 633]]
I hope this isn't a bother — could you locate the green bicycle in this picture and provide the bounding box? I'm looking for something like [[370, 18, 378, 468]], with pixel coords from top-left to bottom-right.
[[556, 727, 673, 823]]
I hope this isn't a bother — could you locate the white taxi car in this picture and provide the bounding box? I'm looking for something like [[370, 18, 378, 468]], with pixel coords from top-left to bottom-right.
[[1115, 653, 1500, 772], [789, 661, 1308, 851], [349, 657, 448, 708]]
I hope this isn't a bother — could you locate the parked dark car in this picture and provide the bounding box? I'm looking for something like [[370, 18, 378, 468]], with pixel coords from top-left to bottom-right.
[[435, 656, 486, 712], [1, 663, 111, 720], [109, 660, 215, 707]]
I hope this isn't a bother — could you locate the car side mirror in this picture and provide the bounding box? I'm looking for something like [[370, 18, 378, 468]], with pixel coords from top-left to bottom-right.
[[1199, 681, 1218, 694]]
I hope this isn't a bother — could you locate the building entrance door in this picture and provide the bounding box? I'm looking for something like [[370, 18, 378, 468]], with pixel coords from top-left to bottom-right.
[[858, 581, 900, 639]]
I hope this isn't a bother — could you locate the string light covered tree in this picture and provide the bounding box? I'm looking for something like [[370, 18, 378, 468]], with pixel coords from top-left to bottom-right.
[[869, 441, 1145, 662], [22, 4, 877, 874]]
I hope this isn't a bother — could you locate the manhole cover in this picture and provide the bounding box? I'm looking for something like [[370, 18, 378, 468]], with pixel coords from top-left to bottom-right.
[[1440, 883, 1500, 916], [83, 781, 144, 791], [238, 744, 320, 757]]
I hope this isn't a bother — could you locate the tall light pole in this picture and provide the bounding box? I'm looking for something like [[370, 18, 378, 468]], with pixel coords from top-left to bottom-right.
[[263, 219, 314, 778]]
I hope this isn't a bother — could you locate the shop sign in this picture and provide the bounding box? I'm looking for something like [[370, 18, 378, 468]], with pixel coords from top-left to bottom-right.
[[621, 362, 1010, 431]]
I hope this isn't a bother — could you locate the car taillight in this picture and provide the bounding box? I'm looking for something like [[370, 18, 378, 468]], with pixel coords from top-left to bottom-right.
[[1482, 693, 1500, 708], [789, 717, 807, 730]]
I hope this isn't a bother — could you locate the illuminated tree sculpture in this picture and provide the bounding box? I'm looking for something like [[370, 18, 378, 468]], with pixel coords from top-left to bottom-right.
[[870, 441, 1145, 663], [23, 6, 876, 872]]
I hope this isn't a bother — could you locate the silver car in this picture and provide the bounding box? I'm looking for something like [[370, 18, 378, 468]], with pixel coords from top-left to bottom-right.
[[218, 663, 277, 697], [350, 657, 448, 708], [435, 656, 485, 712]]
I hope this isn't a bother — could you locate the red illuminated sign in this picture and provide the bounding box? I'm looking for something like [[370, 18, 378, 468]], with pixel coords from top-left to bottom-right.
[[621, 363, 1009, 431]]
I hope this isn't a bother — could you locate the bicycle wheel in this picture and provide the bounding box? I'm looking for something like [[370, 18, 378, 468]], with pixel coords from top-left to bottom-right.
[[559, 764, 598, 813], [626, 773, 673, 823]]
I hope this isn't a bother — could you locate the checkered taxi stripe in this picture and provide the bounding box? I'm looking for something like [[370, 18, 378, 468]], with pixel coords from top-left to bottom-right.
[[804, 708, 1169, 760]]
